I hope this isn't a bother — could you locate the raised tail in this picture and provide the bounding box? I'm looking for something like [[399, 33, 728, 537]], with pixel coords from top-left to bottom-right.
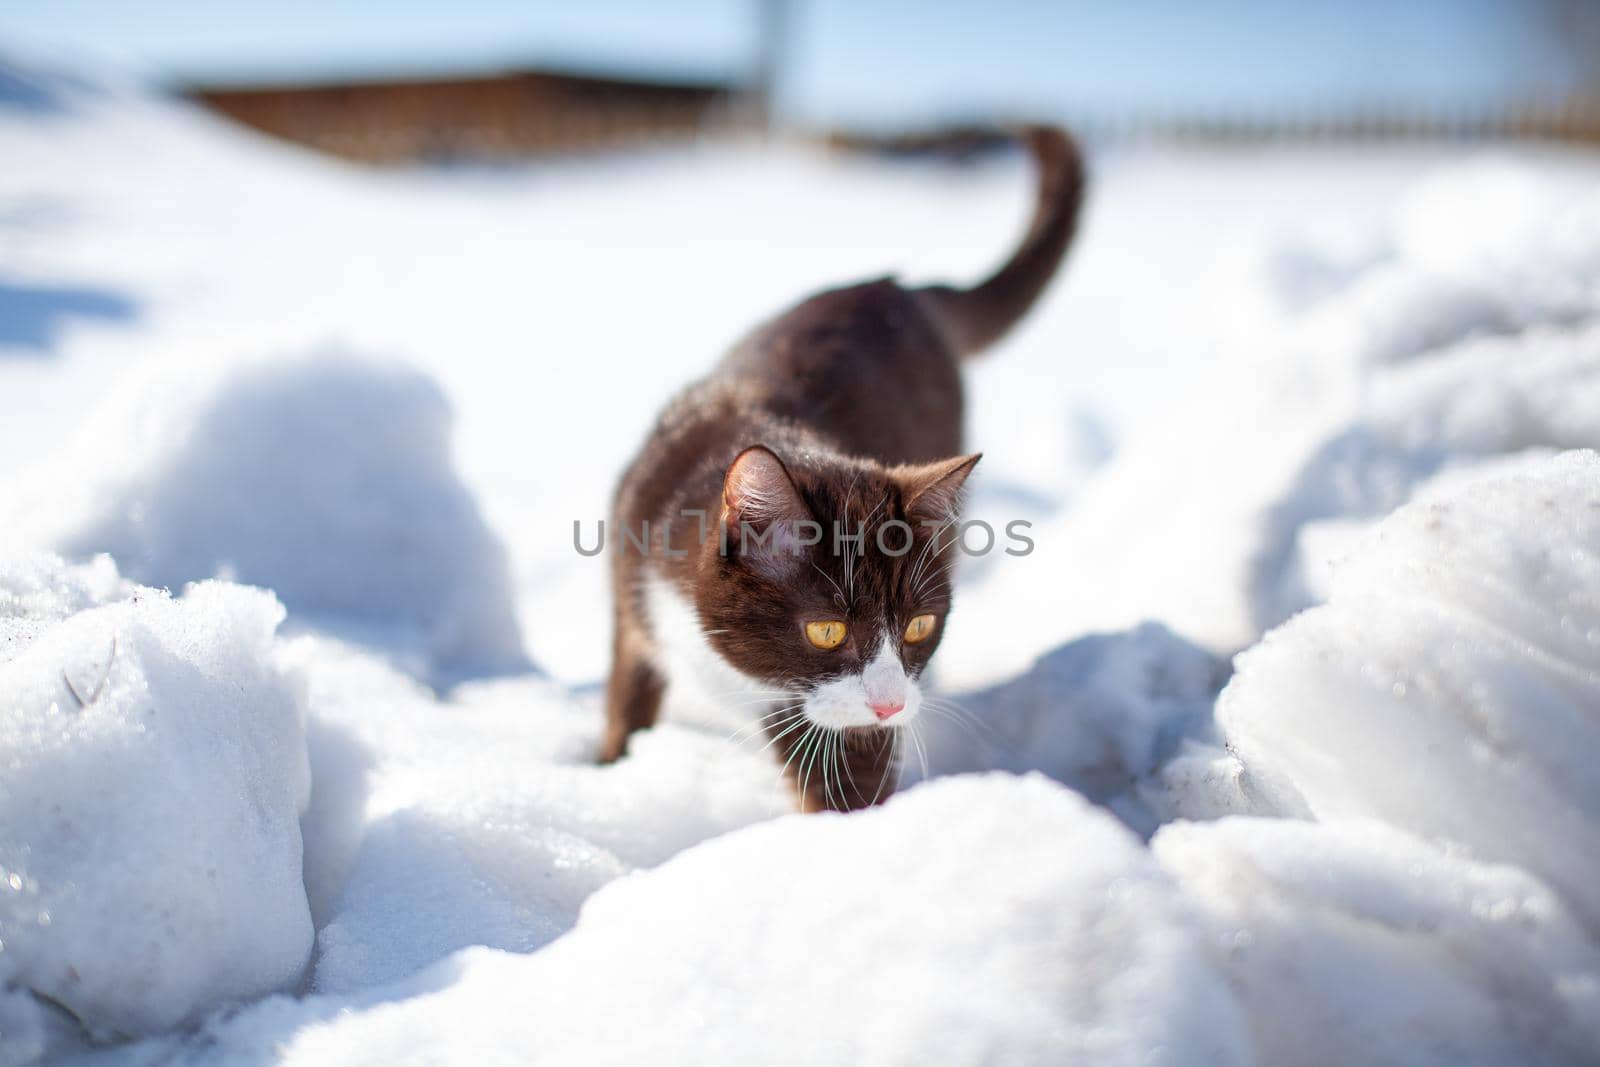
[[917, 126, 1086, 359]]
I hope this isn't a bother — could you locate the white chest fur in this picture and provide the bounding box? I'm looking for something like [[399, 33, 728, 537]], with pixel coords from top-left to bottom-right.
[[642, 573, 783, 734]]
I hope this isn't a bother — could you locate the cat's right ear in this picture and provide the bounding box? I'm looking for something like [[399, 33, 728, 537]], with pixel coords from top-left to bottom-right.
[[722, 446, 814, 570]]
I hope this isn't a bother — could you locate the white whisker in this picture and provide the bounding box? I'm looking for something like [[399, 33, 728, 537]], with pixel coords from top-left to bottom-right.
[[920, 696, 992, 738], [754, 711, 813, 757], [868, 731, 899, 806], [908, 722, 931, 784], [726, 702, 807, 746], [777, 723, 816, 794]]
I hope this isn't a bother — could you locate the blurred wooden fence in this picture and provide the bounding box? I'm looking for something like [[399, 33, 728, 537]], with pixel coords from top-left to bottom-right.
[[1056, 101, 1600, 145]]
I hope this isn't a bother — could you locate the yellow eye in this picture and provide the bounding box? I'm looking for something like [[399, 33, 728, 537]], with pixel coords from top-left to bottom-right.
[[904, 614, 937, 644], [804, 620, 848, 650]]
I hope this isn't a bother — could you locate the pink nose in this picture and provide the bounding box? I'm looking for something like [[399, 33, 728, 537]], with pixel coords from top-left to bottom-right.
[[869, 700, 905, 721]]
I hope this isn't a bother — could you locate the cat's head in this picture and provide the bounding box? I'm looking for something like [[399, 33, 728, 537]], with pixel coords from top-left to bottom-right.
[[695, 444, 978, 730]]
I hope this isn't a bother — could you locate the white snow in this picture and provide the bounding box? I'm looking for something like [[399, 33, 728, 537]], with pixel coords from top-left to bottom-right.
[[1242, 155, 1600, 628], [1155, 817, 1600, 1066], [0, 353, 528, 683], [1220, 451, 1600, 930], [0, 556, 311, 1047], [1248, 320, 1600, 626], [915, 621, 1230, 834], [285, 634, 787, 997], [3, 44, 1600, 1067], [102, 776, 1255, 1067]]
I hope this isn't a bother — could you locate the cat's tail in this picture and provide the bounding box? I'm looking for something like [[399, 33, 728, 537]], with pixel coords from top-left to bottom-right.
[[916, 126, 1085, 359]]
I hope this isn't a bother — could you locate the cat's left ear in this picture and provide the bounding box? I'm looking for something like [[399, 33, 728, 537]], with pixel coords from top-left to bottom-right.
[[898, 453, 981, 524], [723, 445, 810, 527]]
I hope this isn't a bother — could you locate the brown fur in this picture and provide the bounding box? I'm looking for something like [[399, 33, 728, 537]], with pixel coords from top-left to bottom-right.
[[601, 126, 1085, 812]]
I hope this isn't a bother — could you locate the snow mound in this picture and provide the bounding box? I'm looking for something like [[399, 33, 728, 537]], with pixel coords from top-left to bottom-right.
[[919, 622, 1231, 833], [11, 353, 527, 682], [0, 554, 131, 655], [0, 555, 311, 1052], [1222, 450, 1600, 929], [1284, 159, 1600, 368], [1252, 317, 1600, 627], [1155, 817, 1600, 1067], [151, 775, 1252, 1067], [284, 635, 789, 996], [1247, 161, 1600, 627]]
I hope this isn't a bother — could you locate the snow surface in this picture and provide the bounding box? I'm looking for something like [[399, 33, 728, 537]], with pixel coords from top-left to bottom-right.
[[1222, 452, 1600, 930], [0, 353, 527, 683], [286, 633, 788, 997], [1154, 817, 1600, 1066], [914, 622, 1231, 835], [0, 557, 310, 1048], [109, 777, 1254, 1067], [2, 46, 1600, 1067]]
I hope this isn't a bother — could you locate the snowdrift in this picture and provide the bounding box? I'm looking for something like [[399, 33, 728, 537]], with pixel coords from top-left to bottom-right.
[[1155, 817, 1600, 1066], [1222, 451, 1600, 931], [1251, 161, 1600, 629], [0, 556, 310, 1052], [1251, 321, 1600, 628], [1278, 158, 1600, 371], [107, 777, 1255, 1067], [4, 354, 528, 682], [919, 622, 1231, 833], [1151, 451, 1600, 1066], [286, 636, 787, 997]]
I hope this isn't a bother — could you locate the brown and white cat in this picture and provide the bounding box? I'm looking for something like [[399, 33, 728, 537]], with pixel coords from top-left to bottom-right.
[[602, 127, 1084, 812]]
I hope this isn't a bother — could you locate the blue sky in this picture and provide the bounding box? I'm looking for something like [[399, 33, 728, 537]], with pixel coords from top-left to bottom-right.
[[0, 0, 1590, 126], [0, 1, 756, 84]]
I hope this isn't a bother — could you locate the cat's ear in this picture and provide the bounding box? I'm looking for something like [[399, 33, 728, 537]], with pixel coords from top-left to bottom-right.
[[722, 446, 816, 571], [898, 453, 981, 525], [723, 445, 810, 526]]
